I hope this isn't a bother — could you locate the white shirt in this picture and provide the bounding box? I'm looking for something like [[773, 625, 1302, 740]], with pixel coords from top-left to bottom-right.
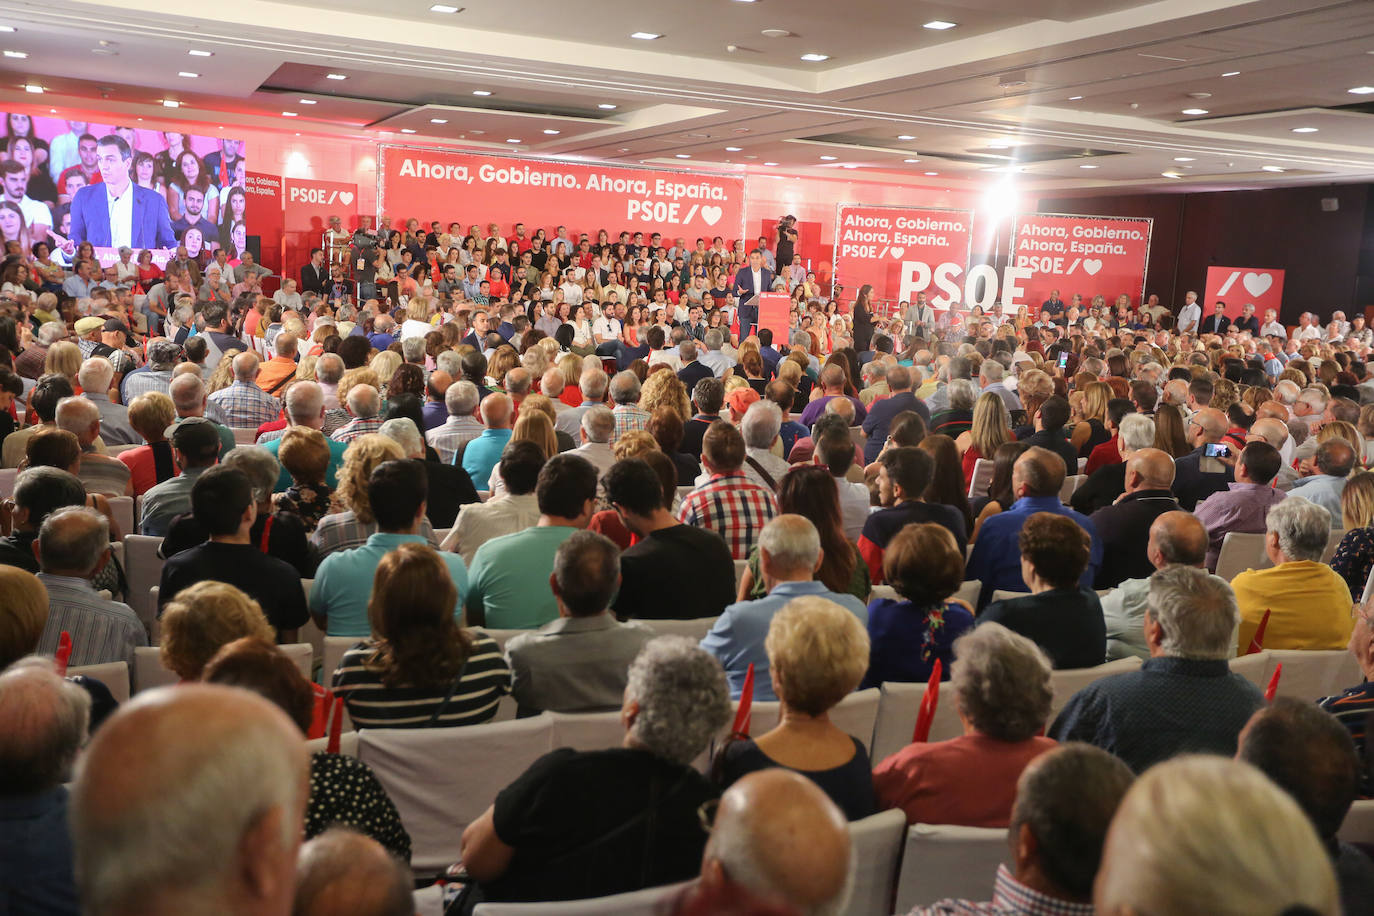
[[749, 269, 763, 301], [104, 182, 134, 249], [835, 477, 871, 541], [592, 316, 622, 341], [1177, 302, 1201, 333], [1261, 320, 1287, 339], [1297, 325, 1322, 341], [14, 195, 51, 232], [560, 281, 583, 306], [648, 349, 682, 372]]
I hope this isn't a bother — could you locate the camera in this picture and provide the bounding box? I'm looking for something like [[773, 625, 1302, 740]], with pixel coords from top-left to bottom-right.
[[1203, 443, 1230, 459]]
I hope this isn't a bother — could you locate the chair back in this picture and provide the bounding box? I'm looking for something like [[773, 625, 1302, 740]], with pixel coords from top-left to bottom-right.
[[476, 628, 529, 651], [1230, 650, 1270, 689], [548, 710, 624, 752], [133, 645, 177, 693], [642, 617, 719, 642], [472, 881, 690, 915], [988, 589, 1029, 604], [122, 534, 165, 639], [894, 824, 1008, 913], [1339, 799, 1374, 845], [843, 808, 908, 916], [107, 496, 134, 537], [1058, 474, 1086, 505], [232, 427, 259, 445], [68, 661, 131, 704], [966, 458, 993, 500], [1262, 649, 1362, 702], [952, 580, 980, 608], [322, 636, 359, 685], [0, 467, 16, 498], [870, 681, 963, 765], [733, 559, 748, 591], [305, 731, 359, 757], [1047, 658, 1143, 723], [747, 688, 882, 755], [1214, 532, 1268, 581], [870, 585, 898, 602]]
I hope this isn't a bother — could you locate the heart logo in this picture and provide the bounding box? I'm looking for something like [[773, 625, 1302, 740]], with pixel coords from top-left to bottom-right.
[[699, 206, 722, 226], [1242, 271, 1272, 296], [890, 246, 905, 259], [1082, 258, 1103, 276], [337, 191, 355, 206]]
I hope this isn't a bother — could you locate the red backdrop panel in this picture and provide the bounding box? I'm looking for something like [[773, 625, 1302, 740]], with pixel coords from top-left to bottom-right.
[[283, 178, 358, 280], [1009, 212, 1152, 308], [245, 171, 283, 287], [379, 146, 745, 246], [831, 205, 974, 316], [1203, 266, 1286, 317]]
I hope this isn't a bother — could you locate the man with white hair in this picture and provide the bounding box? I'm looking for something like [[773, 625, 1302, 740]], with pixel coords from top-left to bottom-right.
[[427, 379, 485, 465], [77, 356, 138, 445], [314, 352, 344, 411], [119, 338, 181, 403], [699, 328, 733, 377], [14, 320, 66, 379], [573, 405, 616, 477], [730, 400, 789, 491], [607, 370, 649, 443], [55, 396, 133, 497], [293, 828, 414, 916], [1051, 566, 1264, 772], [701, 514, 868, 699], [207, 351, 281, 429], [1287, 436, 1356, 522], [70, 684, 308, 916], [554, 365, 608, 440], [978, 359, 1021, 413], [168, 371, 235, 457], [257, 381, 348, 491], [0, 656, 91, 915], [328, 384, 382, 445], [1231, 496, 1353, 651], [461, 392, 514, 492]]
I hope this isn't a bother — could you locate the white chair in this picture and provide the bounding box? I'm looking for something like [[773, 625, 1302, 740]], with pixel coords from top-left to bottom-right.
[[1214, 532, 1268, 582], [676, 485, 694, 504], [893, 824, 1007, 912], [231, 427, 259, 445], [734, 559, 748, 591], [1262, 649, 1362, 702], [322, 636, 359, 685], [548, 710, 624, 752], [1323, 528, 1345, 564], [305, 731, 359, 757], [870, 584, 898, 602], [642, 617, 718, 642], [107, 496, 135, 537], [953, 579, 981, 607], [68, 661, 130, 703], [1058, 474, 1086, 505], [300, 618, 325, 667], [473, 881, 690, 915], [870, 681, 964, 765], [476, 628, 529, 651], [988, 589, 1029, 604], [122, 534, 165, 639], [748, 688, 882, 754], [1339, 799, 1374, 845], [1077, 457, 1087, 473], [133, 645, 177, 693], [359, 715, 557, 875], [0, 467, 16, 498], [281, 643, 313, 679], [966, 458, 993, 500], [844, 809, 908, 916], [1047, 658, 1142, 723], [1230, 650, 1270, 690]]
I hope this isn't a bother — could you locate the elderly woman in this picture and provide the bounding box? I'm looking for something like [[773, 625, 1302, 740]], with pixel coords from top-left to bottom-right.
[[202, 636, 412, 861], [272, 426, 334, 531], [713, 597, 874, 820], [1232, 496, 1352, 651], [311, 434, 438, 558], [331, 542, 507, 727], [862, 523, 975, 688], [116, 392, 177, 496], [873, 622, 1056, 827], [931, 378, 977, 439], [460, 637, 731, 906], [159, 580, 276, 681], [1332, 470, 1374, 599]]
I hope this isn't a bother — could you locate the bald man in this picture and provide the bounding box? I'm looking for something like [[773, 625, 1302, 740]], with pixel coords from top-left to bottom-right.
[[293, 828, 413, 916], [1172, 406, 1235, 510], [70, 685, 308, 916], [1089, 448, 1180, 589], [683, 769, 852, 915], [207, 349, 283, 429], [1102, 511, 1228, 660], [1248, 416, 1299, 488], [421, 369, 453, 431]]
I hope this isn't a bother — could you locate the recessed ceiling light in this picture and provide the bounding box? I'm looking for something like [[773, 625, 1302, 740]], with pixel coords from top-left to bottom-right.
[[800, 52, 829, 61], [903, 158, 920, 163], [764, 161, 778, 166], [430, 4, 460, 12], [618, 147, 630, 152], [761, 29, 791, 38], [400, 128, 416, 133], [1079, 164, 1099, 169], [177, 70, 199, 77], [841, 164, 858, 169], [0, 26, 15, 33], [1222, 71, 1241, 77], [23, 84, 42, 94], [543, 129, 560, 135], [472, 90, 492, 96], [675, 154, 691, 158], [725, 146, 742, 151], [1161, 171, 1183, 178], [924, 171, 939, 176], [161, 99, 179, 107], [506, 138, 521, 143], [1174, 156, 1196, 162], [1068, 95, 1083, 100], [1291, 126, 1318, 133], [430, 118, 448, 124], [281, 111, 297, 117], [1350, 86, 1374, 94], [598, 103, 617, 110], [819, 155, 838, 160], [3, 50, 26, 59], [300, 98, 316, 104], [897, 134, 916, 140], [986, 142, 1010, 149], [188, 49, 212, 57], [923, 20, 957, 29], [1181, 108, 1209, 115], [1261, 165, 1286, 172], [630, 31, 662, 40], [325, 73, 347, 80]]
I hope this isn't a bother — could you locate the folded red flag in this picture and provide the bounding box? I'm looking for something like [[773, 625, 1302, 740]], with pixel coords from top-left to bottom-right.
[[913, 659, 943, 743], [54, 631, 72, 677], [731, 663, 755, 738], [1265, 663, 1282, 702], [1246, 609, 1271, 655], [326, 692, 345, 754]]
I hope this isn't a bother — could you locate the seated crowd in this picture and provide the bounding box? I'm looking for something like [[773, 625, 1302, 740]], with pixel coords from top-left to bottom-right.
[[2, 217, 1374, 915]]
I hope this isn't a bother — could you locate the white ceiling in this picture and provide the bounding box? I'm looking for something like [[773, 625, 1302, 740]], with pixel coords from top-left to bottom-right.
[[0, 0, 1372, 193]]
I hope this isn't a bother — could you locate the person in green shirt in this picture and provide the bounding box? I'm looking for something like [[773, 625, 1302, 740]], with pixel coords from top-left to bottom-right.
[[466, 452, 599, 630]]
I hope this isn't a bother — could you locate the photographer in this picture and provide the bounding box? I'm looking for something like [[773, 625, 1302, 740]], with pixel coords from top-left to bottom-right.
[[775, 214, 797, 267]]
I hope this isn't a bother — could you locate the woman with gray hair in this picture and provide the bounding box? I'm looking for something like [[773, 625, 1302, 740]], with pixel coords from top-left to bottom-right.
[[931, 377, 977, 438], [873, 622, 1056, 827], [459, 637, 731, 908], [162, 445, 316, 577], [1231, 495, 1352, 651]]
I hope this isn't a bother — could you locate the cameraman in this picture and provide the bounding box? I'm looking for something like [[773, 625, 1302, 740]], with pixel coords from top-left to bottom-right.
[[775, 215, 798, 268]]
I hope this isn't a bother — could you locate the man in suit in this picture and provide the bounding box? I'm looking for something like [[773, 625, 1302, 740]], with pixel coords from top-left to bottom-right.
[[1200, 301, 1231, 336], [733, 248, 773, 338], [1173, 407, 1235, 511], [299, 247, 328, 295], [860, 366, 929, 463], [1020, 395, 1080, 476], [1089, 449, 1181, 589], [68, 135, 176, 250]]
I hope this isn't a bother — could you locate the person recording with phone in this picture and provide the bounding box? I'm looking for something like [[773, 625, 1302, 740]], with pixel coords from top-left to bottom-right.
[[1172, 407, 1234, 511], [66, 135, 176, 251]]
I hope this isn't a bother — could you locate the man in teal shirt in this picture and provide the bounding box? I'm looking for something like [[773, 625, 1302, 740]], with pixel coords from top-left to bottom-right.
[[459, 392, 513, 492], [466, 452, 598, 629], [311, 459, 467, 637], [257, 381, 348, 491]]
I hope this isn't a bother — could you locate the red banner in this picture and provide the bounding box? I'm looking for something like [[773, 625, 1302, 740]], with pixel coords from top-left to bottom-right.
[[379, 146, 745, 245], [1009, 213, 1152, 309], [757, 292, 791, 340], [1203, 266, 1285, 319], [283, 178, 358, 281], [832, 205, 974, 313], [245, 171, 283, 284]]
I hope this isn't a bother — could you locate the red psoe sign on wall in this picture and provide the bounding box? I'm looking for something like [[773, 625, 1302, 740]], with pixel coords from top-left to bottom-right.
[[1203, 266, 1286, 318], [1009, 212, 1152, 308], [831, 204, 975, 312]]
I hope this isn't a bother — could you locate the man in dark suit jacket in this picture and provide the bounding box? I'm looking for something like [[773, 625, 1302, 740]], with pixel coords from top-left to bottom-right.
[[419, 457, 479, 529], [676, 341, 715, 390], [733, 249, 774, 337], [1172, 407, 1234, 511], [68, 135, 176, 250], [1019, 395, 1080, 476], [1200, 302, 1230, 336], [680, 377, 725, 461], [1088, 449, 1181, 588], [860, 366, 930, 463], [299, 247, 329, 295]]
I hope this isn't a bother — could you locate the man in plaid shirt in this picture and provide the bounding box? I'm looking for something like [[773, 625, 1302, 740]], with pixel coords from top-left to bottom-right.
[[677, 420, 777, 559], [608, 370, 650, 444], [330, 384, 385, 444], [206, 351, 281, 429]]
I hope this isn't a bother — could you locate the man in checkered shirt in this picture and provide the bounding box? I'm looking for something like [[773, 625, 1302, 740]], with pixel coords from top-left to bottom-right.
[[330, 384, 385, 444], [677, 420, 777, 560], [120, 338, 181, 403], [427, 380, 485, 464], [206, 351, 281, 429], [608, 370, 650, 444]]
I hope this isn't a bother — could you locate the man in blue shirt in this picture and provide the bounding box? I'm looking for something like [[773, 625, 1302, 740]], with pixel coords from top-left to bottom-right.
[[701, 514, 867, 700], [966, 446, 1102, 608], [311, 459, 466, 637], [860, 366, 929, 463], [460, 392, 513, 491]]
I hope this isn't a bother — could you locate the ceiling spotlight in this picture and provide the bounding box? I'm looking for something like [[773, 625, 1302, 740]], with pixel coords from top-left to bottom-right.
[[675, 153, 691, 158], [1174, 156, 1196, 162], [430, 4, 461, 12], [299, 98, 317, 104], [761, 29, 790, 38], [986, 142, 1010, 149], [1068, 95, 1084, 101], [506, 138, 521, 143], [923, 20, 957, 29], [1350, 86, 1374, 94], [630, 31, 662, 40], [472, 90, 492, 96], [543, 129, 560, 135], [400, 128, 416, 133], [1291, 126, 1318, 133], [897, 134, 915, 140], [325, 73, 347, 80], [188, 49, 213, 57], [1261, 165, 1286, 172], [903, 158, 920, 163], [23, 84, 42, 94], [841, 164, 858, 169], [725, 146, 742, 151], [598, 103, 617, 110], [819, 155, 837, 160], [924, 171, 939, 176], [1222, 70, 1240, 77], [764, 161, 778, 166], [800, 52, 830, 61], [1079, 164, 1098, 169], [1181, 108, 1209, 115], [177, 70, 199, 77], [1161, 171, 1183, 178], [161, 99, 180, 107], [0, 26, 15, 32], [430, 118, 448, 124], [281, 111, 298, 117], [3, 50, 26, 59]]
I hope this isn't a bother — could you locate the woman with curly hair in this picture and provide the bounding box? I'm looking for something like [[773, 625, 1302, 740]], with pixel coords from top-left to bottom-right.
[[309, 434, 438, 557], [639, 367, 691, 422]]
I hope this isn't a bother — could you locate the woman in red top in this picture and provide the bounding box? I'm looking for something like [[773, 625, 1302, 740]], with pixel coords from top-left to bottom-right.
[[118, 392, 178, 497], [135, 249, 163, 293], [956, 393, 1013, 486]]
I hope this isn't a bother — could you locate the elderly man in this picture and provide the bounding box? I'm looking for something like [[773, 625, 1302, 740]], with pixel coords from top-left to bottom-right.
[[139, 417, 222, 536], [554, 365, 608, 440], [799, 363, 867, 427], [1232, 496, 1352, 651], [0, 466, 88, 573], [77, 356, 138, 446], [908, 744, 1135, 916], [207, 351, 282, 429], [15, 320, 66, 380], [860, 365, 928, 463], [421, 368, 453, 432], [1089, 448, 1180, 589], [573, 405, 616, 478], [1194, 440, 1287, 569], [254, 331, 299, 396], [4, 375, 96, 469], [314, 352, 344, 411], [256, 381, 347, 487], [968, 446, 1102, 608], [726, 400, 789, 492], [169, 371, 235, 456], [119, 338, 181, 403], [54, 397, 132, 497], [0, 657, 90, 916], [33, 505, 146, 667], [506, 530, 655, 715], [70, 684, 308, 916], [1051, 566, 1265, 772], [329, 384, 383, 445], [1288, 437, 1356, 522], [1248, 415, 1299, 486], [978, 359, 1021, 414], [700, 514, 867, 699], [607, 370, 649, 443], [1171, 405, 1235, 510], [679, 421, 779, 560], [293, 829, 413, 916], [427, 379, 485, 464], [460, 392, 514, 492], [697, 328, 733, 377]]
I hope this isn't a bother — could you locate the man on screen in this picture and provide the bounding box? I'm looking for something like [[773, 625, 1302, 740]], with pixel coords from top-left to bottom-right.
[[56, 134, 101, 195], [171, 186, 212, 240], [0, 160, 52, 240], [68, 135, 177, 250]]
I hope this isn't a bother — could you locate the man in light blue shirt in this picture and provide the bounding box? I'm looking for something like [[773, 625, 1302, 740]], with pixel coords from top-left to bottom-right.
[[1287, 437, 1355, 526], [460, 392, 513, 491], [701, 515, 867, 700], [311, 460, 467, 637]]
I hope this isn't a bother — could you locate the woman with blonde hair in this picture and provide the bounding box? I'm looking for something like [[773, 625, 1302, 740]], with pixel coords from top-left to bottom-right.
[[368, 350, 402, 388], [311, 434, 437, 557], [956, 392, 1011, 486], [400, 297, 434, 339], [485, 410, 556, 498], [117, 392, 176, 496], [206, 349, 243, 394], [1332, 470, 1374, 598], [42, 340, 82, 386], [486, 346, 519, 390], [1069, 380, 1112, 456], [159, 580, 276, 681], [639, 368, 691, 422], [557, 353, 584, 408]]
